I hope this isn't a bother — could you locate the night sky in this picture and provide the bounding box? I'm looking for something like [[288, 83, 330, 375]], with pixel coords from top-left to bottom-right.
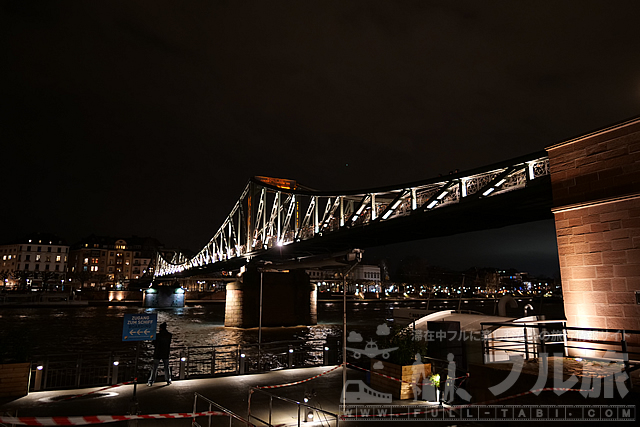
[[3, 1, 640, 277]]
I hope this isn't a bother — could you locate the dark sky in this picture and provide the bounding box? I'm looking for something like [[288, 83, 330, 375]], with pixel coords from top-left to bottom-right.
[[3, 1, 640, 276]]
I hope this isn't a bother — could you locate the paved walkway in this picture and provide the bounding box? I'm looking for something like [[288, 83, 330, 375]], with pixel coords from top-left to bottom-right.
[[0, 366, 368, 426], [1, 363, 637, 426]]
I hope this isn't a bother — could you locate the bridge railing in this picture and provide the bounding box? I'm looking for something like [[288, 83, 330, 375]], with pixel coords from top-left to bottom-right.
[[28, 339, 334, 391], [155, 153, 550, 277]]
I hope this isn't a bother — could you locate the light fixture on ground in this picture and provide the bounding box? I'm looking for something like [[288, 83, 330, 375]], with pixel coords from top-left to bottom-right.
[[305, 409, 314, 422]]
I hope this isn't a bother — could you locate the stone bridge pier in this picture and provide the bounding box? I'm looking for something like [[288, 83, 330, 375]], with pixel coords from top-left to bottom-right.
[[224, 267, 317, 328], [547, 117, 640, 332]]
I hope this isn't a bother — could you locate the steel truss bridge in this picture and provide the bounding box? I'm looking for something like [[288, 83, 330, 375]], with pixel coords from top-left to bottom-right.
[[155, 151, 552, 278]]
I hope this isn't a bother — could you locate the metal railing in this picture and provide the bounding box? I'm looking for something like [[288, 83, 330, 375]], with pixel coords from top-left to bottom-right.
[[29, 339, 335, 391], [30, 349, 138, 391], [192, 392, 255, 427], [248, 387, 339, 427], [480, 321, 640, 375]]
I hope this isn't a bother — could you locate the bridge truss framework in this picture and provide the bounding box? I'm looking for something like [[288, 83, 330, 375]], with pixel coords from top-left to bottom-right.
[[155, 152, 550, 278]]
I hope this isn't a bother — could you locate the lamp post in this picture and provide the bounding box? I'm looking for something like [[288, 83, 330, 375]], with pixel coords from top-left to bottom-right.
[[258, 270, 263, 369], [342, 252, 361, 406]]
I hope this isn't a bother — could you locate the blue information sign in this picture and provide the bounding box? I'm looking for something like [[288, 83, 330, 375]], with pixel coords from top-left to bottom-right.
[[122, 313, 157, 341]]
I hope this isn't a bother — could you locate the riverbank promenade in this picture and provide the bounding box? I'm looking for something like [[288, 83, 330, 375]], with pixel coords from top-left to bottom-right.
[[0, 366, 364, 426], [1, 364, 638, 426]]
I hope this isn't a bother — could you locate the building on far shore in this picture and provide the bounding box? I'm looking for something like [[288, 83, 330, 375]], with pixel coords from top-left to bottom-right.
[[0, 233, 69, 290], [307, 264, 381, 295], [67, 235, 164, 290]]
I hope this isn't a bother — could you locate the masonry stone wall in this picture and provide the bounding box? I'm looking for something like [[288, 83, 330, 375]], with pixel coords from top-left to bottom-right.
[[223, 270, 317, 328], [547, 117, 640, 332], [224, 283, 244, 327]]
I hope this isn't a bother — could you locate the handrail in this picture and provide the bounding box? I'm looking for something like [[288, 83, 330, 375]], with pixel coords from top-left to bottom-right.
[[192, 392, 255, 427], [481, 321, 640, 335], [480, 322, 640, 374], [28, 338, 332, 391], [248, 387, 339, 427]]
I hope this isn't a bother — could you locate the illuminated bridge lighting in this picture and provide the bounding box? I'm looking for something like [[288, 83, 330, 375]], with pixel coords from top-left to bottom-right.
[[154, 154, 550, 278]]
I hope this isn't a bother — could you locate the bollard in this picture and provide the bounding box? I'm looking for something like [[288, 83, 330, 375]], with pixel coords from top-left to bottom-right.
[[239, 353, 246, 375], [111, 360, 120, 385], [180, 351, 187, 380], [34, 363, 44, 391], [288, 347, 294, 368], [323, 346, 329, 366]]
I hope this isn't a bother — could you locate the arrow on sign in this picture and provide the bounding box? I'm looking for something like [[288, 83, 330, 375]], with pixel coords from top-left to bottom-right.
[[129, 329, 152, 336]]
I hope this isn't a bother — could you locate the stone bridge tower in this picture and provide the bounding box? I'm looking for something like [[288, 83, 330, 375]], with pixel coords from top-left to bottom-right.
[[547, 117, 640, 331]]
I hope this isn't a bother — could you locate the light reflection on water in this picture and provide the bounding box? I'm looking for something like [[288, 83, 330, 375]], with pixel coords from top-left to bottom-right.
[[0, 303, 355, 361], [0, 298, 563, 362]]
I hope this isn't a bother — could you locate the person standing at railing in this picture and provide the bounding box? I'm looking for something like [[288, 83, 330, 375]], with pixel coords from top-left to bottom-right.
[[147, 322, 172, 386]]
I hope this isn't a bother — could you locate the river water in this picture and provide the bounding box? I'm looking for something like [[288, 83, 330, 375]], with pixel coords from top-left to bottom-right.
[[0, 297, 564, 363]]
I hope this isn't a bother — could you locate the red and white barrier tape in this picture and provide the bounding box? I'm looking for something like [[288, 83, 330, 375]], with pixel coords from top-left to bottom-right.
[[346, 362, 468, 387], [0, 411, 227, 426], [60, 381, 134, 402], [255, 364, 343, 389]]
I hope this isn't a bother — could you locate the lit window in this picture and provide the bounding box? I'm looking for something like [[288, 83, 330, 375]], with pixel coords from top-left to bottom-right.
[[91, 266, 99, 272], [83, 258, 89, 264], [36, 255, 41, 261], [56, 255, 61, 262]]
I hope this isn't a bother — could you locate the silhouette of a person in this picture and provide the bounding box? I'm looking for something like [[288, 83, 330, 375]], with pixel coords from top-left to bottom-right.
[[147, 322, 172, 386]]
